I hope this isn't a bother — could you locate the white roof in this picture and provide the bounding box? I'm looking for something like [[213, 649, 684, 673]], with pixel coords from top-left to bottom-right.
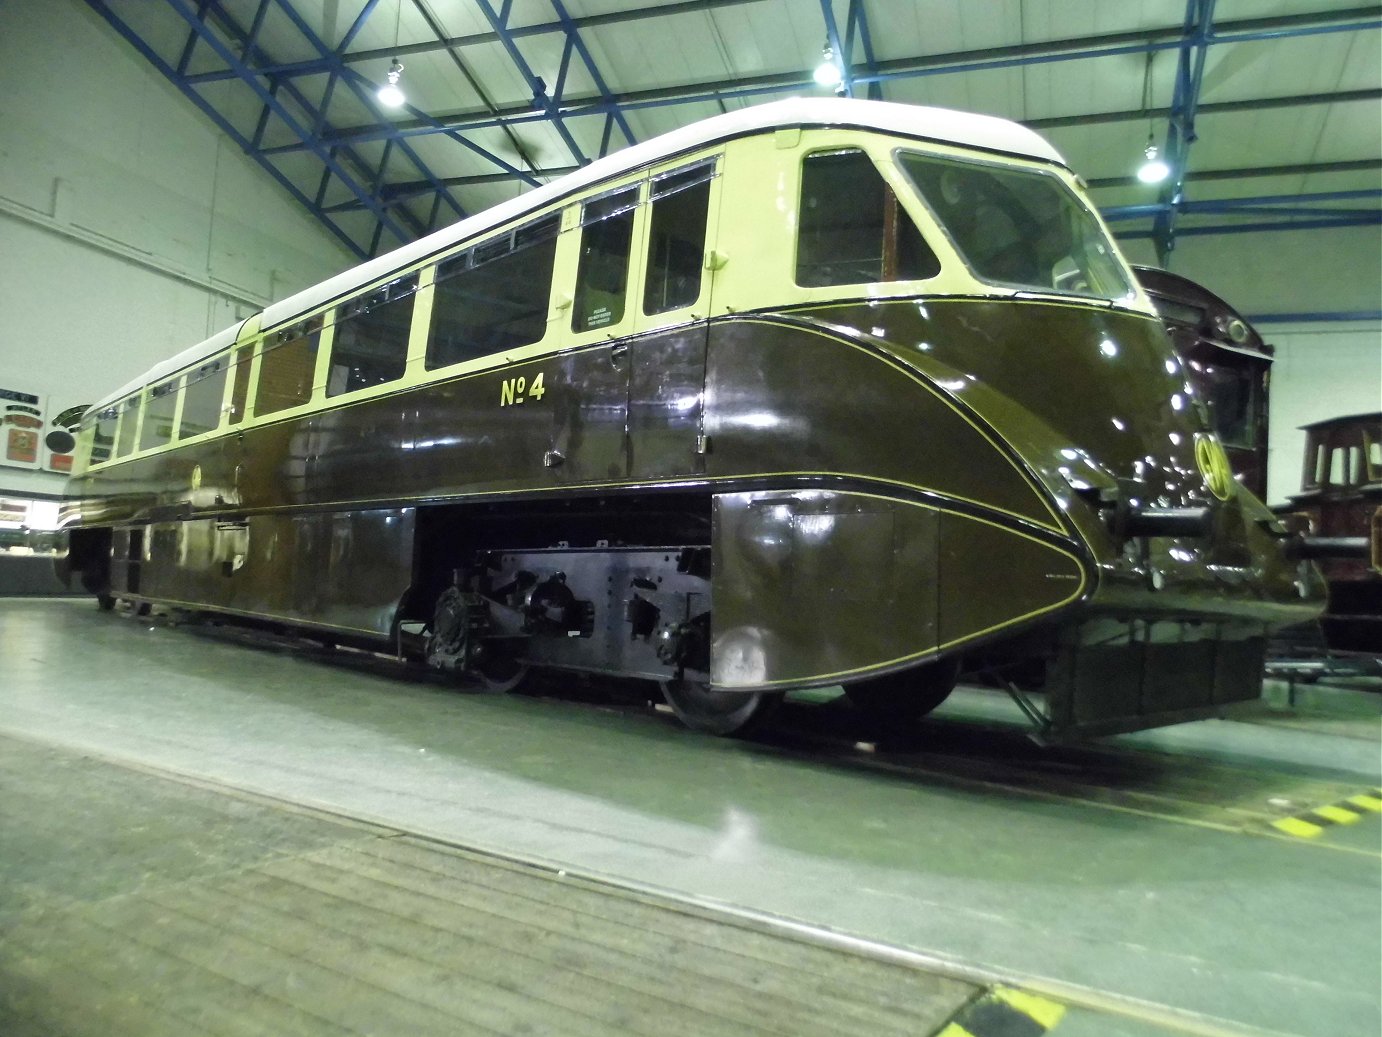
[[263, 98, 1065, 332], [91, 98, 1066, 416], [91, 320, 246, 416]]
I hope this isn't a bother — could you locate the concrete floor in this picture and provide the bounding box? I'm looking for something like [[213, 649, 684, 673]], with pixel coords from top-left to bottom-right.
[[2, 598, 1379, 1036]]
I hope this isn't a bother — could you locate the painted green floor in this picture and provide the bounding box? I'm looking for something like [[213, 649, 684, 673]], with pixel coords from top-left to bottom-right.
[[2, 598, 1379, 1036]]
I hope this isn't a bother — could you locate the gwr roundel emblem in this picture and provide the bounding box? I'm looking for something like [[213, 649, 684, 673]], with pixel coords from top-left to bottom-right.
[[1194, 434, 1234, 501]]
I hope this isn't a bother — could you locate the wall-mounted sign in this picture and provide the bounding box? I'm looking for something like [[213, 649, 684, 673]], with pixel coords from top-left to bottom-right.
[[44, 402, 88, 474], [1, 387, 44, 470]]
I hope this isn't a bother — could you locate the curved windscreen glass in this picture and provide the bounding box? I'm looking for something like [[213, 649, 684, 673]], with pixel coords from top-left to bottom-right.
[[897, 151, 1133, 302]]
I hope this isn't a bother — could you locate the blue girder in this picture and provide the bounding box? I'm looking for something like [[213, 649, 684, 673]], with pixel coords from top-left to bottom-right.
[[85, 0, 1380, 255]]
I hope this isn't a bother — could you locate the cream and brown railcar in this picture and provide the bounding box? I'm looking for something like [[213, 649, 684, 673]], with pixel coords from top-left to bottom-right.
[[60, 98, 1323, 738]]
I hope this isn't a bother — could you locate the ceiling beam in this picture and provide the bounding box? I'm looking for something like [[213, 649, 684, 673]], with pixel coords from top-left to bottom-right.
[[1151, 0, 1217, 265], [1086, 158, 1382, 191], [183, 0, 770, 83], [255, 9, 1380, 154]]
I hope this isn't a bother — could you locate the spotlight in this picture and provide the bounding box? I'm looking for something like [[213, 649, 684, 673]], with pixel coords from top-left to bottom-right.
[[1138, 140, 1170, 184], [377, 59, 405, 108], [813, 45, 842, 88]]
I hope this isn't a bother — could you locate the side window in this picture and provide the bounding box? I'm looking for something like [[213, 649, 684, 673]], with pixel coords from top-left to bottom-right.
[[796, 149, 940, 288], [227, 344, 254, 424], [1327, 446, 1346, 487], [328, 273, 418, 397], [255, 316, 322, 416], [180, 356, 229, 439], [644, 162, 714, 315], [1309, 441, 1326, 488], [140, 379, 179, 451], [114, 396, 140, 458], [91, 409, 116, 464], [573, 186, 638, 332], [426, 215, 559, 370]]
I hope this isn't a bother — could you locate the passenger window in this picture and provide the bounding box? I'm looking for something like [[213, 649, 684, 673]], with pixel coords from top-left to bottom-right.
[[227, 344, 254, 423], [1327, 447, 1345, 486], [426, 215, 559, 370], [644, 162, 714, 315], [255, 316, 323, 416], [92, 409, 117, 464], [114, 396, 140, 458], [796, 149, 940, 288], [140, 379, 179, 451], [180, 356, 229, 439], [573, 186, 638, 331], [329, 273, 417, 396]]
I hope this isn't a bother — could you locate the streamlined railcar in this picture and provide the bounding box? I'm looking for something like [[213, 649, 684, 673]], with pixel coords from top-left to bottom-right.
[[59, 98, 1325, 740]]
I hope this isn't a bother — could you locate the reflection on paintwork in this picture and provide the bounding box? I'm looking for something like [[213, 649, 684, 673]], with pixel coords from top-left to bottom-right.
[[712, 626, 768, 685]]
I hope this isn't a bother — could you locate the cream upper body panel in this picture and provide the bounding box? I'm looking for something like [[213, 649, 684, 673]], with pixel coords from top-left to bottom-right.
[[75, 99, 1153, 476]]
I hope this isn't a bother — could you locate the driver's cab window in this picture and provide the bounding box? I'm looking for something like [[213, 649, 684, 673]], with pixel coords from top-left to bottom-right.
[[795, 149, 939, 287]]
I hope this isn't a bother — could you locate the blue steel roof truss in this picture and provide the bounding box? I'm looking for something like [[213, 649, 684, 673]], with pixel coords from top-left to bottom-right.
[[85, 1, 1380, 267]]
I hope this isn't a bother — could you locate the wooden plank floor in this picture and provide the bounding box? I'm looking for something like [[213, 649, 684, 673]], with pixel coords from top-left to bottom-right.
[[0, 735, 977, 1036]]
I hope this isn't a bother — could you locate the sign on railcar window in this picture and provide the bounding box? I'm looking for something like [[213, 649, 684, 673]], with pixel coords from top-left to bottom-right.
[[573, 185, 638, 331]]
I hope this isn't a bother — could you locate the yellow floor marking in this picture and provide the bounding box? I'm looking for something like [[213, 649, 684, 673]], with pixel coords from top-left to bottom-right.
[[1271, 817, 1325, 838], [994, 985, 1067, 1028], [935, 985, 1066, 1036], [1314, 804, 1361, 825], [1267, 787, 1382, 840]]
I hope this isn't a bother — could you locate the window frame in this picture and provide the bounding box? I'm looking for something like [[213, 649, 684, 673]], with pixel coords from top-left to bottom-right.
[[892, 146, 1136, 303], [793, 146, 942, 290]]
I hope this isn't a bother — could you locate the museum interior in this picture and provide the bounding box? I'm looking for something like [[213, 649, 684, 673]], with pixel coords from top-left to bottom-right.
[[1, 2, 1379, 1035]]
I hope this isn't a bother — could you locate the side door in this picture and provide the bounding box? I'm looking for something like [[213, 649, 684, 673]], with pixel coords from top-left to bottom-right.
[[545, 182, 644, 487], [626, 154, 724, 482]]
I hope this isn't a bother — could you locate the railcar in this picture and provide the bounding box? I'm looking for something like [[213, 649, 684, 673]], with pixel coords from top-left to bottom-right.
[[1133, 266, 1273, 500], [1277, 413, 1382, 654], [59, 98, 1325, 740]]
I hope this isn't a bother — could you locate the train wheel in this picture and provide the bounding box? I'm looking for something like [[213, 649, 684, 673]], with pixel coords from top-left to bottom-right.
[[843, 658, 959, 723], [659, 679, 782, 736], [476, 655, 529, 693]]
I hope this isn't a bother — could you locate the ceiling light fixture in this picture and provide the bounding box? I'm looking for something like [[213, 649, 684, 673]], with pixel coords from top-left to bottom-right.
[[813, 44, 842, 88], [1138, 137, 1170, 184], [377, 58, 406, 107], [1135, 52, 1168, 185]]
